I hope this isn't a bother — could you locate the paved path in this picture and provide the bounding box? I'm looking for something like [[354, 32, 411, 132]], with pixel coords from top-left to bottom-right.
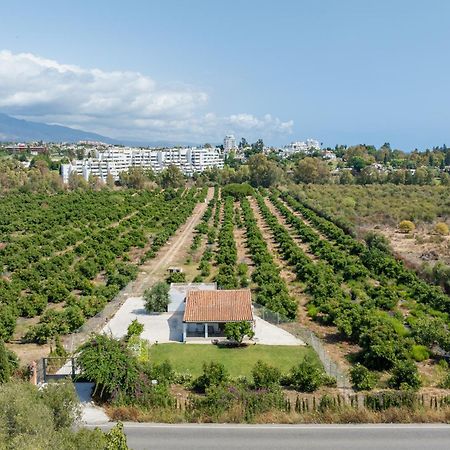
[[87, 423, 450, 450], [75, 383, 109, 424]]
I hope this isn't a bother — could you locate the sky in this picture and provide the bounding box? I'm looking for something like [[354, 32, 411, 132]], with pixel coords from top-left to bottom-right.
[[1, 0, 449, 149]]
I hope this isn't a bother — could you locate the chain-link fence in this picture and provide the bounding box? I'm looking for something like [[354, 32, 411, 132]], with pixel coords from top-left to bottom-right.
[[253, 303, 351, 389]]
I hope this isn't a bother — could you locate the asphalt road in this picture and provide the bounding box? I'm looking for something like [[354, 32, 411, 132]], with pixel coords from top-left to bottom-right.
[[89, 423, 450, 450]]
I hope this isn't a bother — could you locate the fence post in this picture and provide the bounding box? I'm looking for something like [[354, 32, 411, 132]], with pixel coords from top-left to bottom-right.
[[71, 357, 76, 379], [42, 358, 47, 383]]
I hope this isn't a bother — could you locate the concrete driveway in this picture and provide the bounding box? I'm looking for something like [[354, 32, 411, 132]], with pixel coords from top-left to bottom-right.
[[253, 317, 304, 345], [103, 297, 304, 346], [102, 297, 183, 343]]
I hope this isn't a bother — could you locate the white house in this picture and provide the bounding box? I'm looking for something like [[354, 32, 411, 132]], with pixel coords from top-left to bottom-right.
[[182, 289, 254, 342]]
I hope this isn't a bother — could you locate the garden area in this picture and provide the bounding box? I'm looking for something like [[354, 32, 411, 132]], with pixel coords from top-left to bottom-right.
[[148, 343, 318, 377]]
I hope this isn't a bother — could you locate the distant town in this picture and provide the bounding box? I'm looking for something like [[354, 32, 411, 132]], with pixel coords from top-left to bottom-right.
[[2, 136, 323, 183], [2, 136, 450, 187]]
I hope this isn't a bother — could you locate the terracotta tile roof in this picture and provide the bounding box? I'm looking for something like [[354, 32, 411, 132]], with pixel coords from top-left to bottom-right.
[[183, 289, 253, 323]]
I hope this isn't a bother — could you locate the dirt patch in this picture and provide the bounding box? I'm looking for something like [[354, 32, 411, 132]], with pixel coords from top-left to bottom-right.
[[233, 202, 255, 275], [362, 224, 450, 269]]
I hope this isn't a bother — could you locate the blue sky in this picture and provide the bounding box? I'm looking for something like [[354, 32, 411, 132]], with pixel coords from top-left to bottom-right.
[[1, 0, 449, 149]]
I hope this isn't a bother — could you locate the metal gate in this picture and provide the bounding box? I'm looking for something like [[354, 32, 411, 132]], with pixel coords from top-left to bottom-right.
[[37, 357, 78, 383]]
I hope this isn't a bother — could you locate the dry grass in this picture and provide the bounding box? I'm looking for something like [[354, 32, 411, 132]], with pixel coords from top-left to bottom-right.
[[105, 403, 450, 424]]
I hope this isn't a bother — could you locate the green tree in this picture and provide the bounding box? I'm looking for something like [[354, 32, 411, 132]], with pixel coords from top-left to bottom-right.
[[339, 170, 354, 185], [160, 165, 185, 189], [293, 157, 330, 184], [248, 153, 282, 187], [40, 381, 81, 429], [348, 156, 369, 172], [144, 282, 170, 313], [224, 321, 255, 344], [238, 137, 248, 149], [77, 334, 139, 398], [0, 306, 17, 342], [166, 271, 186, 284], [118, 167, 148, 189], [0, 381, 107, 449]]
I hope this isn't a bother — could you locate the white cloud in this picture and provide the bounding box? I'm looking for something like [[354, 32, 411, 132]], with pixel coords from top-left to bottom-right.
[[0, 50, 293, 142]]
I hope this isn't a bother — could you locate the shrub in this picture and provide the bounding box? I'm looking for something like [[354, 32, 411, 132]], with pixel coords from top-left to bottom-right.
[[40, 381, 81, 429], [365, 232, 391, 254], [221, 183, 254, 199], [224, 321, 255, 345], [0, 381, 108, 448], [321, 374, 337, 387], [126, 319, 144, 341], [307, 304, 319, 320], [166, 271, 186, 284], [434, 222, 449, 235], [388, 360, 422, 391], [16, 294, 48, 318], [144, 282, 170, 313], [410, 345, 430, 362], [237, 263, 248, 277], [350, 363, 378, 391], [398, 220, 415, 234], [192, 362, 228, 393], [439, 371, 450, 389], [150, 361, 175, 385], [288, 357, 324, 392], [0, 306, 17, 342], [251, 360, 281, 389], [104, 422, 130, 450], [0, 341, 18, 383]]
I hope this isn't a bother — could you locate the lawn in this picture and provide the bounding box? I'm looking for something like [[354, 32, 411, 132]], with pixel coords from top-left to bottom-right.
[[148, 343, 320, 377]]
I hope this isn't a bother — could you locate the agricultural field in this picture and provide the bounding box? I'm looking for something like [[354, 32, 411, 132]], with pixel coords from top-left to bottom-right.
[[1, 181, 450, 393], [0, 187, 206, 355], [187, 185, 450, 391]]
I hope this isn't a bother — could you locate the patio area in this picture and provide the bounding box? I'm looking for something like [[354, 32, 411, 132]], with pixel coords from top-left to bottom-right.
[[103, 296, 304, 346]]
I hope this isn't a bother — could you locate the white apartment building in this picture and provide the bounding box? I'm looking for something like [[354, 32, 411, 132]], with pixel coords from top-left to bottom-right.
[[61, 146, 224, 183], [223, 135, 237, 154], [281, 139, 321, 158]]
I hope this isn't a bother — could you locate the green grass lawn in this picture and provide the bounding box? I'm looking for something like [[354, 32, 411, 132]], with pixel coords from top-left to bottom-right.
[[148, 344, 320, 377]]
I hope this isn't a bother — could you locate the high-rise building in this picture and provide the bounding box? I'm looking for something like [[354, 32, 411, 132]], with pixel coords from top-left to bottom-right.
[[223, 135, 237, 154]]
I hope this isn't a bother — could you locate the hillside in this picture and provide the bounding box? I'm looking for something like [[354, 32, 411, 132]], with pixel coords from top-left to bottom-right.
[[0, 112, 119, 143]]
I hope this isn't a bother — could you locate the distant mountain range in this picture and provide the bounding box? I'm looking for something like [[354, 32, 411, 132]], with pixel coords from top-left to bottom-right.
[[0, 112, 200, 147]]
